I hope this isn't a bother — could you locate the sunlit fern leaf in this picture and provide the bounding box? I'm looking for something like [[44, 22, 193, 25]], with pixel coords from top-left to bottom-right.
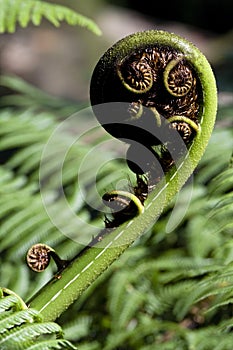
[[0, 323, 76, 349], [0, 288, 76, 349], [151, 281, 200, 316], [26, 339, 78, 349], [1, 321, 63, 342], [116, 290, 145, 330], [134, 316, 233, 350], [205, 296, 233, 316], [140, 259, 221, 316], [103, 315, 184, 350], [107, 256, 220, 323], [207, 152, 233, 201], [19, 340, 65, 350], [0, 308, 40, 333], [7, 144, 44, 177], [0, 0, 101, 35]]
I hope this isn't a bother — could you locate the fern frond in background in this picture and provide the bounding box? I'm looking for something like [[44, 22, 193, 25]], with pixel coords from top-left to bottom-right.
[[0, 288, 76, 349], [0, 0, 101, 35]]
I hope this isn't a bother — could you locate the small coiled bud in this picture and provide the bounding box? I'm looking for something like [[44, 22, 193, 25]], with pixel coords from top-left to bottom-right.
[[26, 244, 68, 272]]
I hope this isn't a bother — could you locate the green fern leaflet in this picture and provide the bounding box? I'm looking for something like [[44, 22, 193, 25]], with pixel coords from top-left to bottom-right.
[[0, 0, 101, 35], [0, 288, 76, 349]]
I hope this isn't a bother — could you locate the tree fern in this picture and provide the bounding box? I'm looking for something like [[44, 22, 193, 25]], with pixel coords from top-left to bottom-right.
[[1, 16, 233, 349], [0, 0, 101, 35]]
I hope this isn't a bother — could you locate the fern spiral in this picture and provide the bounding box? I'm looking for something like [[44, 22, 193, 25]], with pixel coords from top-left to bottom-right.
[[0, 0, 101, 34], [90, 30, 203, 148], [29, 30, 217, 322], [90, 30, 217, 224], [26, 244, 69, 273]]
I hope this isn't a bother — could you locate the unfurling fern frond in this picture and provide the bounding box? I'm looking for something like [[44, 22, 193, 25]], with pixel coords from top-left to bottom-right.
[[0, 0, 101, 35], [0, 288, 76, 349]]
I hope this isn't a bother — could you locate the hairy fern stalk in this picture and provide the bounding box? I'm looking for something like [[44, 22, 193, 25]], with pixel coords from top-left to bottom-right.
[[1, 2, 233, 349]]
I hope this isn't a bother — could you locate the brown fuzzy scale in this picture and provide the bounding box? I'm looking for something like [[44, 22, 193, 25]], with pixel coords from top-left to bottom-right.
[[118, 46, 201, 130], [156, 79, 199, 122], [128, 101, 143, 118]]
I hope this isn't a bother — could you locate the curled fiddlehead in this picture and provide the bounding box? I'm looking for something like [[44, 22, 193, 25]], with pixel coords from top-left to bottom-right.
[[90, 30, 203, 148], [28, 31, 217, 321], [117, 58, 154, 93], [102, 189, 145, 228], [90, 30, 217, 227], [26, 244, 69, 272], [163, 57, 194, 97]]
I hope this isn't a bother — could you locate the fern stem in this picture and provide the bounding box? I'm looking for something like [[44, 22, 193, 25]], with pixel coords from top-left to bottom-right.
[[28, 31, 217, 321]]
